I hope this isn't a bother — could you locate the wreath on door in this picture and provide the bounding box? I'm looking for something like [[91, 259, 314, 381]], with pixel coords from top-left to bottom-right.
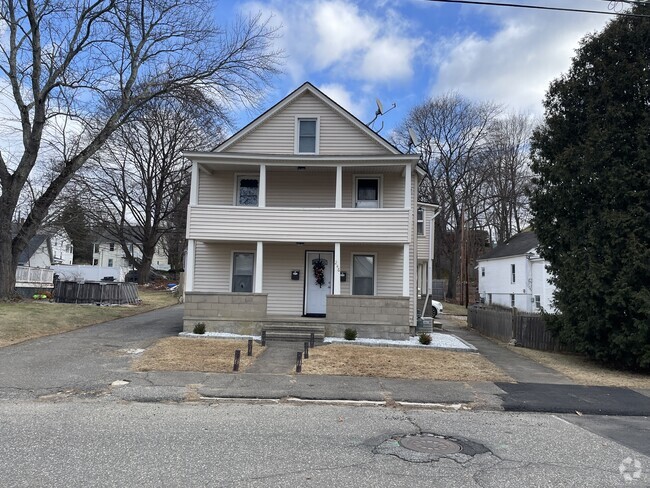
[[312, 258, 326, 287]]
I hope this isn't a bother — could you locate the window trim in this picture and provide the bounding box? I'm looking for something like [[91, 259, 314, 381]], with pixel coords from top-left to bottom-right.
[[294, 116, 320, 155], [417, 207, 425, 236], [534, 295, 541, 310], [511, 264, 516, 283], [233, 173, 260, 207], [107, 258, 114, 267], [230, 251, 255, 293], [350, 253, 377, 296], [481, 267, 485, 277], [353, 175, 382, 208], [510, 293, 516, 308]]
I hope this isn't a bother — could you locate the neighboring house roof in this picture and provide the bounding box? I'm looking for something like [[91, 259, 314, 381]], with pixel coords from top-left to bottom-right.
[[213, 82, 403, 155], [18, 234, 49, 265], [478, 231, 539, 261]]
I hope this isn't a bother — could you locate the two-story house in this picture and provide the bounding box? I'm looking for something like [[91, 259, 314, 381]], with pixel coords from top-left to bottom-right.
[[182, 83, 424, 340], [477, 231, 556, 313], [91, 232, 170, 271]]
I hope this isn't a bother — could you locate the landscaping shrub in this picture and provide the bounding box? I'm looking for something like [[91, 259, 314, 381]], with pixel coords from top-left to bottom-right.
[[419, 333, 432, 345], [344, 328, 357, 341], [193, 322, 206, 335]]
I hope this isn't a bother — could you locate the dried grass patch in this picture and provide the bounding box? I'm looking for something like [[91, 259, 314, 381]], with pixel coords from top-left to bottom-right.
[[0, 288, 178, 348], [508, 346, 650, 389], [302, 344, 513, 382], [133, 337, 264, 373]]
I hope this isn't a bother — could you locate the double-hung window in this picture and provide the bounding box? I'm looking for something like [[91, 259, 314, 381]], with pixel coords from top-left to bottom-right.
[[237, 176, 259, 206], [297, 118, 317, 154], [232, 252, 254, 292], [511, 264, 516, 283], [355, 177, 379, 208], [352, 255, 375, 296], [417, 207, 424, 235]]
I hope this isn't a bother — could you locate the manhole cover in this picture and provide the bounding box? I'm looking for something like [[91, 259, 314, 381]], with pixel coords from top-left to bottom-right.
[[399, 434, 462, 454]]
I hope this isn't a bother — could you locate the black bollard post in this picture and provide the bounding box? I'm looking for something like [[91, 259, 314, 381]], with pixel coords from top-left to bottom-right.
[[247, 339, 253, 357], [233, 350, 241, 372], [296, 351, 302, 373], [261, 330, 266, 346], [310, 332, 315, 348], [304, 341, 309, 359]]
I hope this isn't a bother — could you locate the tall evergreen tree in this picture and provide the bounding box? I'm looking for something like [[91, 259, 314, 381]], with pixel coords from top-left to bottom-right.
[[530, 8, 650, 369]]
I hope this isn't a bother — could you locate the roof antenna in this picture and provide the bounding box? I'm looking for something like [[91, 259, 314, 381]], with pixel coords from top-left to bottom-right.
[[367, 98, 396, 133], [407, 127, 420, 153]]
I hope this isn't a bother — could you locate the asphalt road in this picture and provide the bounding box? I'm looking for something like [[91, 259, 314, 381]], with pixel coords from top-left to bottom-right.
[[0, 400, 648, 487]]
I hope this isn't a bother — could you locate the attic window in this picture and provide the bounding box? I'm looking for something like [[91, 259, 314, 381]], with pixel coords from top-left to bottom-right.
[[296, 118, 318, 154]]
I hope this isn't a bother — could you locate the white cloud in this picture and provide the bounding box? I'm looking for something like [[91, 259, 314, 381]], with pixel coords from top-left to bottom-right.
[[243, 0, 421, 84], [430, 2, 612, 115], [318, 82, 365, 117]]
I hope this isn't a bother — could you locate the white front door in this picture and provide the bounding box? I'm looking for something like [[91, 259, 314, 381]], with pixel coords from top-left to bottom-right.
[[304, 251, 333, 316]]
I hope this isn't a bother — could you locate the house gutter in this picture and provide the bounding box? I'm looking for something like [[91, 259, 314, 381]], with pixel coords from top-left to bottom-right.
[[421, 206, 442, 318]]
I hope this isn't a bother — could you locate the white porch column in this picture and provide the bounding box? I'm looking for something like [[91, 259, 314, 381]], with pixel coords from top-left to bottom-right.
[[402, 243, 410, 297], [404, 164, 412, 208], [333, 242, 341, 294], [335, 165, 342, 208], [185, 239, 196, 292], [189, 162, 199, 205], [254, 241, 264, 293], [259, 164, 266, 208]]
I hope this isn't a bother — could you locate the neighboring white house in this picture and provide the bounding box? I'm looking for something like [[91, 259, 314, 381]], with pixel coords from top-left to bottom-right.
[[182, 82, 425, 340], [477, 231, 556, 313], [91, 237, 170, 271], [17, 229, 73, 267]]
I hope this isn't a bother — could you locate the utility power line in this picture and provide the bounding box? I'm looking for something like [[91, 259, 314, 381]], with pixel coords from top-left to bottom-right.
[[422, 0, 650, 18]]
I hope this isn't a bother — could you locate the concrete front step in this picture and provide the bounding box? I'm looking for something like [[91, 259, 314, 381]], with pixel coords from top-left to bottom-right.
[[262, 324, 325, 343]]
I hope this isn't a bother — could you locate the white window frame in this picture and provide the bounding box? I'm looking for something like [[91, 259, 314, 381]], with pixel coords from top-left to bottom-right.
[[294, 116, 319, 154], [234, 174, 260, 207], [510, 293, 516, 308], [230, 251, 255, 293], [353, 175, 382, 208], [109, 243, 115, 252], [511, 264, 516, 283], [481, 267, 485, 277], [107, 258, 114, 268], [350, 253, 377, 296], [417, 207, 424, 236], [534, 295, 541, 310]]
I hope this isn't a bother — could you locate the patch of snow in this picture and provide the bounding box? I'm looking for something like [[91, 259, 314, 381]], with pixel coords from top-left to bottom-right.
[[122, 348, 145, 354], [178, 331, 475, 351], [179, 332, 261, 341], [111, 380, 130, 386]]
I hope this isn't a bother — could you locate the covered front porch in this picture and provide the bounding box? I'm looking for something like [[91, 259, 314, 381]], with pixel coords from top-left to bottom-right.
[[183, 292, 412, 340]]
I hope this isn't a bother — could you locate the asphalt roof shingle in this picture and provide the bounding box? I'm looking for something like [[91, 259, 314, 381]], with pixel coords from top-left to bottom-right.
[[478, 231, 539, 260]]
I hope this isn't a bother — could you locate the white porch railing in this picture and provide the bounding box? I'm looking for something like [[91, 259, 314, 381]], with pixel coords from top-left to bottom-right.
[[15, 266, 54, 287]]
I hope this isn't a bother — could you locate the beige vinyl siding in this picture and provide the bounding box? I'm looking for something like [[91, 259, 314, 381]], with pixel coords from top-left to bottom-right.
[[266, 169, 336, 207], [339, 245, 403, 297], [263, 243, 317, 315], [193, 242, 255, 291], [416, 209, 433, 260], [341, 169, 405, 208], [228, 92, 390, 155], [198, 171, 239, 206], [188, 207, 409, 243]]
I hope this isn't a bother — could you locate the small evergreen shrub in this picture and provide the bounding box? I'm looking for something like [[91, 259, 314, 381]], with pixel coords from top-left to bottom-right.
[[344, 328, 357, 341], [419, 333, 432, 345], [193, 322, 206, 335]]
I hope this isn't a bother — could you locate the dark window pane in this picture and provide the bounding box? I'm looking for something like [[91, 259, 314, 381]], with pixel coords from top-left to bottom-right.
[[232, 253, 254, 292], [353, 255, 374, 295], [238, 178, 259, 206], [357, 179, 378, 204], [299, 120, 316, 153]]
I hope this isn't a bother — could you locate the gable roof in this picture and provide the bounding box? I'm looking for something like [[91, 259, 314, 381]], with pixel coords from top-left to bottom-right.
[[478, 231, 539, 261], [18, 235, 49, 264], [215, 82, 402, 155]]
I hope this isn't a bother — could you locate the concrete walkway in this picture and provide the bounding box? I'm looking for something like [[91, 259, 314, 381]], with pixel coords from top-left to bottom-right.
[[245, 341, 305, 374], [439, 315, 574, 385]]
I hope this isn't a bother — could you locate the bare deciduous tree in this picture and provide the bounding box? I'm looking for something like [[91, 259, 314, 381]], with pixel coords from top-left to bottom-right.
[[0, 0, 279, 297], [80, 92, 221, 283], [394, 93, 500, 299]]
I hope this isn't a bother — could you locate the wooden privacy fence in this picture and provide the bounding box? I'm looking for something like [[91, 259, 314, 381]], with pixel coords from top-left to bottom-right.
[[468, 305, 563, 352], [54, 281, 139, 305]]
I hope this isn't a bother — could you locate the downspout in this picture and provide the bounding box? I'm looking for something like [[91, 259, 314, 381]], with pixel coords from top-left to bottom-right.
[[421, 206, 441, 317]]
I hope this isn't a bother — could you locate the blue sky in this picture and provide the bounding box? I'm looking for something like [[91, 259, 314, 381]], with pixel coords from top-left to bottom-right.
[[218, 0, 616, 136]]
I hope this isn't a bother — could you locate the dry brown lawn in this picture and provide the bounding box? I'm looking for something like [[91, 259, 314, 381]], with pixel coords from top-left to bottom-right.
[[0, 287, 178, 348], [302, 344, 513, 382], [441, 302, 468, 316], [133, 337, 264, 373], [508, 346, 650, 389]]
